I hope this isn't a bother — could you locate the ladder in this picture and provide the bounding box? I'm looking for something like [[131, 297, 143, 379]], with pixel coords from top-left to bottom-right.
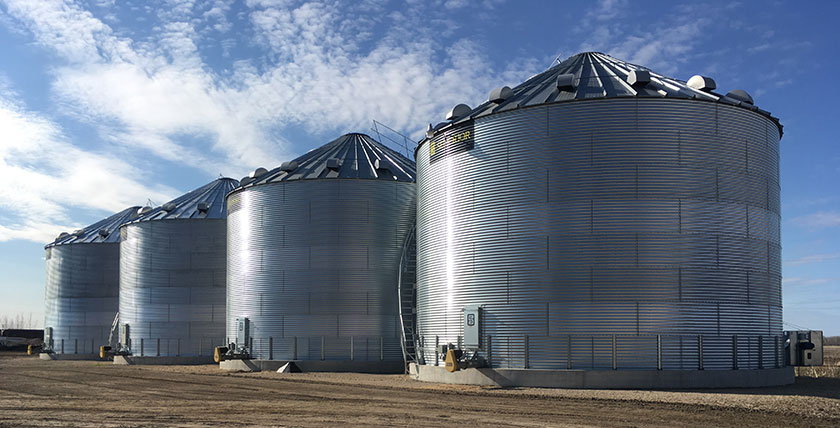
[[397, 226, 418, 370], [107, 312, 119, 348]]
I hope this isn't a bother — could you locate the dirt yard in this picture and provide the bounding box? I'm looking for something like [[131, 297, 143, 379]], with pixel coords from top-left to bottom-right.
[[1, 349, 839, 428]]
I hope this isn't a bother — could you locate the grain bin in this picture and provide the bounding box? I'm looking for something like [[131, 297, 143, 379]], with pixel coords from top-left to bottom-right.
[[117, 178, 237, 363], [412, 52, 790, 388], [42, 206, 139, 359], [224, 133, 415, 372]]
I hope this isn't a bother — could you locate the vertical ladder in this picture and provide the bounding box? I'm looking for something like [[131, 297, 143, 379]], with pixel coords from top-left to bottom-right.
[[107, 312, 119, 348], [397, 226, 417, 370]]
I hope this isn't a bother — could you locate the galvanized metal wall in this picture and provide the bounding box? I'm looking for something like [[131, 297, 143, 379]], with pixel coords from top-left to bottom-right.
[[44, 244, 119, 354], [416, 98, 782, 370], [119, 220, 226, 356], [226, 179, 416, 361]]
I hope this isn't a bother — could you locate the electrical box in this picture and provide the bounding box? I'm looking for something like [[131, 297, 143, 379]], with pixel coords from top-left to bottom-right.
[[44, 327, 53, 349], [785, 330, 823, 366], [236, 317, 249, 347], [463, 306, 481, 349], [120, 324, 130, 347]]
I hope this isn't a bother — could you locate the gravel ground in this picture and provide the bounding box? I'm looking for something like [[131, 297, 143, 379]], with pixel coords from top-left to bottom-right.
[[1, 350, 838, 427]]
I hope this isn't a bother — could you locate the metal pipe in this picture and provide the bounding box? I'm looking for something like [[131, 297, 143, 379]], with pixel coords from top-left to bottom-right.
[[698, 335, 704, 370], [657, 335, 662, 370]]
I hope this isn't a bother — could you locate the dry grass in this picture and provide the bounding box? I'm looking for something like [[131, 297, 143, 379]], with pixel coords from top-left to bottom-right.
[[795, 345, 840, 378]]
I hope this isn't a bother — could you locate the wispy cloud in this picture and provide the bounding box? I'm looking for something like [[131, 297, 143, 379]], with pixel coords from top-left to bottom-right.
[[785, 252, 840, 266], [783, 277, 838, 287], [572, 1, 711, 75], [0, 0, 542, 242], [0, 88, 177, 243], [792, 211, 840, 229]]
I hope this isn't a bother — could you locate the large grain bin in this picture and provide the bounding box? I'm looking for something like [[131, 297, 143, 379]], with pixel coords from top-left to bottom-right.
[[412, 52, 790, 388], [43, 206, 140, 358], [224, 133, 415, 372], [118, 178, 237, 362]]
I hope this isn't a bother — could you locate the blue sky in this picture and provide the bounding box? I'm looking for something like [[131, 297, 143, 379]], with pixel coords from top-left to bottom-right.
[[0, 0, 837, 334]]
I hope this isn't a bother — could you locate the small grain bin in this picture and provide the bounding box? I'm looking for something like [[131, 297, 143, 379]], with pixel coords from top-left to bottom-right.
[[412, 52, 789, 388], [117, 178, 237, 362], [224, 133, 415, 372], [43, 206, 139, 358]]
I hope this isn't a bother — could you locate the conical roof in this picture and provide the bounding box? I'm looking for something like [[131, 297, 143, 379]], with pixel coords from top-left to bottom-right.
[[241, 133, 416, 188], [46, 206, 141, 248], [129, 177, 239, 223], [433, 52, 782, 136]]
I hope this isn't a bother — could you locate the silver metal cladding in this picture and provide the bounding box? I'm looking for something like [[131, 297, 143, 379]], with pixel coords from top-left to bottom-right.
[[119, 220, 227, 356], [415, 97, 782, 371], [44, 244, 120, 354], [226, 179, 416, 361]]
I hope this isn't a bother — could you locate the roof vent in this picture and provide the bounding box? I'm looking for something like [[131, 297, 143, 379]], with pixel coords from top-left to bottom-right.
[[687, 75, 716, 91], [197, 202, 209, 213], [326, 158, 342, 170], [249, 167, 268, 179], [556, 73, 576, 90], [627, 70, 651, 87], [161, 202, 177, 212], [98, 228, 110, 238], [72, 229, 85, 236], [725, 89, 754, 104], [488, 86, 513, 103], [446, 104, 472, 121], [374, 159, 389, 171], [426, 123, 435, 139], [280, 161, 299, 172], [138, 206, 152, 216], [57, 232, 69, 240]]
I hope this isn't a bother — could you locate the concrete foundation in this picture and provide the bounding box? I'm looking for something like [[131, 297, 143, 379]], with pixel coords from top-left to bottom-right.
[[114, 355, 214, 365], [219, 359, 405, 373], [409, 364, 795, 389], [39, 353, 101, 361]]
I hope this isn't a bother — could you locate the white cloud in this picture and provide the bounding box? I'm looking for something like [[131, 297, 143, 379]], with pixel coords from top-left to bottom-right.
[[0, 90, 177, 243], [0, 0, 543, 242], [783, 277, 838, 287], [785, 252, 840, 266], [572, 2, 711, 75], [792, 211, 840, 229]]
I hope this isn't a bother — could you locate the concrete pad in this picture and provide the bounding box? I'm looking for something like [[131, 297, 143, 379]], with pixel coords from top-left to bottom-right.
[[219, 359, 405, 373], [39, 353, 101, 361], [409, 364, 795, 389], [114, 355, 214, 365]]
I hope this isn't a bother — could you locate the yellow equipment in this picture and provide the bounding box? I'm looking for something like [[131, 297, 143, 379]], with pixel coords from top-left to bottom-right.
[[99, 346, 112, 359], [445, 349, 463, 372], [214, 346, 228, 363], [27, 345, 34, 355]]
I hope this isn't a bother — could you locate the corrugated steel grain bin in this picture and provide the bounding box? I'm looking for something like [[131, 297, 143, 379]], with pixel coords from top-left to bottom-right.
[[119, 178, 237, 357], [413, 52, 788, 387], [44, 206, 140, 355], [226, 133, 416, 365]]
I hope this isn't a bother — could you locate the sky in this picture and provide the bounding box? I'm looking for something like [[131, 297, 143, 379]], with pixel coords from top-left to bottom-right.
[[0, 0, 838, 334]]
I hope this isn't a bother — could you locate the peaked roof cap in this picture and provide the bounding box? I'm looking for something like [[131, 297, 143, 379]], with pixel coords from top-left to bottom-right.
[[431, 52, 782, 138], [45, 206, 140, 248], [128, 177, 239, 224], [240, 133, 416, 189]]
